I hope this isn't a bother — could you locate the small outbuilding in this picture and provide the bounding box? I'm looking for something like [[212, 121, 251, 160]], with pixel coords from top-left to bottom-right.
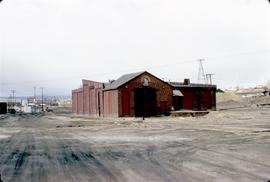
[[169, 79, 216, 111], [0, 102, 7, 114], [103, 71, 173, 117]]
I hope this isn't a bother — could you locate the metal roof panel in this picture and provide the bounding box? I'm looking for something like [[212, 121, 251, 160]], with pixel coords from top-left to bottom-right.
[[104, 71, 145, 90]]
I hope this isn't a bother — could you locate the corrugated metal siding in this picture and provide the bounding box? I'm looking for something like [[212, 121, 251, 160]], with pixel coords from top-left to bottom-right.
[[72, 72, 216, 116], [72, 80, 104, 116], [121, 90, 130, 116], [83, 86, 89, 114], [72, 92, 77, 113], [103, 90, 119, 117], [202, 91, 212, 110], [182, 91, 193, 110], [178, 87, 216, 111]]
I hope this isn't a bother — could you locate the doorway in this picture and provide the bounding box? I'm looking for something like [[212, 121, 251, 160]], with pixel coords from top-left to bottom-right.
[[193, 91, 203, 111], [122, 90, 130, 116], [135, 88, 157, 117]]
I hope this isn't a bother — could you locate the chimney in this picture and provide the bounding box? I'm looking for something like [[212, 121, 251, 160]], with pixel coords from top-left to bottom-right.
[[184, 79, 190, 85]]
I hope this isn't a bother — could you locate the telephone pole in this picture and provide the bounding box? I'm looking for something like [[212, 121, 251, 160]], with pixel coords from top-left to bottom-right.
[[11, 90, 16, 108], [41, 87, 44, 112], [205, 73, 215, 84], [197, 59, 206, 84], [34, 87, 36, 103]]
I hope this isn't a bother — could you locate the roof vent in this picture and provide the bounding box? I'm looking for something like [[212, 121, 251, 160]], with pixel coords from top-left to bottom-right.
[[109, 80, 115, 84]]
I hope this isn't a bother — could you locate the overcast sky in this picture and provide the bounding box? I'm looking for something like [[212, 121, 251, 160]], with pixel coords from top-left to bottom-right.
[[0, 0, 270, 97]]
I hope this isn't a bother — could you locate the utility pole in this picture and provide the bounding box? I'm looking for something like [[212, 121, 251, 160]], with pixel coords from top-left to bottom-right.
[[11, 90, 16, 108], [41, 87, 44, 112], [205, 73, 215, 84], [34, 87, 36, 104], [197, 59, 206, 84], [20, 99, 23, 113], [8, 94, 12, 110]]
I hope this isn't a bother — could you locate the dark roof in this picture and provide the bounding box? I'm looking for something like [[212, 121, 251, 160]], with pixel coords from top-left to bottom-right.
[[104, 71, 145, 90], [168, 82, 216, 88]]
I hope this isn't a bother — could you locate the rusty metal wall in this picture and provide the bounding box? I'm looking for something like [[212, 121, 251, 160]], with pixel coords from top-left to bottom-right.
[[177, 87, 216, 111], [72, 73, 217, 116], [103, 90, 119, 117], [72, 92, 77, 113], [72, 80, 104, 116]]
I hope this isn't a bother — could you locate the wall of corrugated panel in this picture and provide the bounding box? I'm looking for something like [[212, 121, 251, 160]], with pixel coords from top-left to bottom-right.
[[103, 90, 119, 117]]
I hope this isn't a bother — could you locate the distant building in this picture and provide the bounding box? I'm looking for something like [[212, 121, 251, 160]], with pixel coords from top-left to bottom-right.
[[235, 87, 269, 97], [0, 102, 7, 114], [72, 71, 217, 117]]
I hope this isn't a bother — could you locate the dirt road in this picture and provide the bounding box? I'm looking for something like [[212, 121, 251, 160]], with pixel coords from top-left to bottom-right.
[[0, 109, 270, 182]]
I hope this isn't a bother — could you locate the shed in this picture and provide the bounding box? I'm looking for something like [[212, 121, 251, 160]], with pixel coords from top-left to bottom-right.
[[103, 71, 173, 117], [0, 102, 7, 114], [169, 80, 216, 111]]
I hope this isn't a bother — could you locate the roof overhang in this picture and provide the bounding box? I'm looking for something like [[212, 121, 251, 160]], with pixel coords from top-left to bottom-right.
[[173, 90, 183, 96]]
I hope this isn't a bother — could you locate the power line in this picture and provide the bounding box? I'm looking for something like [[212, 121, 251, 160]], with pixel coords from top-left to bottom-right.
[[0, 59, 197, 86], [205, 73, 215, 84], [197, 59, 206, 84], [1, 49, 270, 86], [206, 49, 270, 61], [34, 87, 36, 103], [11, 90, 16, 108], [40, 87, 44, 112]]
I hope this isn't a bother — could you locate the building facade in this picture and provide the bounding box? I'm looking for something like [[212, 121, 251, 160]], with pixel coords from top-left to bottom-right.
[[72, 71, 217, 117], [72, 71, 173, 117], [103, 71, 173, 117], [169, 79, 217, 111], [72, 80, 104, 116], [0, 102, 7, 114]]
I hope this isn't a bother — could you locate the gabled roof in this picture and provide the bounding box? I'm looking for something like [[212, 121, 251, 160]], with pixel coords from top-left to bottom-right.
[[104, 71, 145, 90]]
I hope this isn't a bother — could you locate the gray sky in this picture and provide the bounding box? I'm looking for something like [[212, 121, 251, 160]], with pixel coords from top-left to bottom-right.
[[0, 0, 270, 97]]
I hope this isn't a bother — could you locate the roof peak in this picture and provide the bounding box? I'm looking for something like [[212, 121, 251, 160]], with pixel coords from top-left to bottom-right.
[[103, 71, 146, 91]]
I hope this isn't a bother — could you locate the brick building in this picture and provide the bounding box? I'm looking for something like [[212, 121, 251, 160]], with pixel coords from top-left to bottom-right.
[[103, 71, 173, 117], [72, 71, 217, 117], [72, 71, 173, 117]]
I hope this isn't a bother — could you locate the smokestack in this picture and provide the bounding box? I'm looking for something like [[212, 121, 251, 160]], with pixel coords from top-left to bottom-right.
[[184, 79, 190, 85]]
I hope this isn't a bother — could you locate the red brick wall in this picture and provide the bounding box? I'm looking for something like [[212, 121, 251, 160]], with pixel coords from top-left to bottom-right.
[[118, 72, 173, 117]]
